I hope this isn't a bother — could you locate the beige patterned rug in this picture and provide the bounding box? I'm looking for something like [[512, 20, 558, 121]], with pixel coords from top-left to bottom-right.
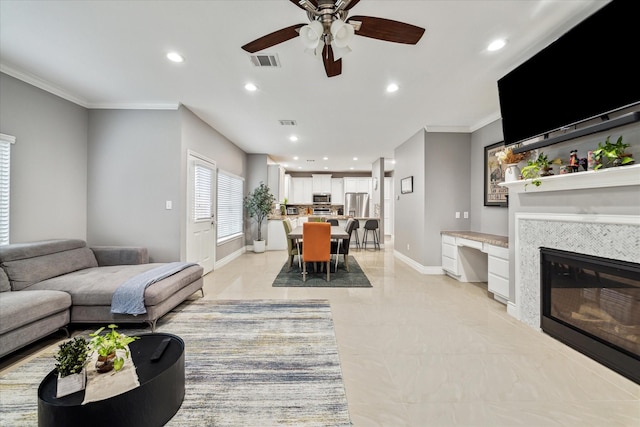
[[0, 299, 351, 426]]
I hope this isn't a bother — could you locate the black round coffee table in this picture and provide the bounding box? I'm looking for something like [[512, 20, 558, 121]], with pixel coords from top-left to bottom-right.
[[38, 332, 185, 427]]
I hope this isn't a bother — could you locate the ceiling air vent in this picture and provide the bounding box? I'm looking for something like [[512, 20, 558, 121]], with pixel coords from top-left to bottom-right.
[[250, 54, 280, 68], [279, 120, 297, 126]]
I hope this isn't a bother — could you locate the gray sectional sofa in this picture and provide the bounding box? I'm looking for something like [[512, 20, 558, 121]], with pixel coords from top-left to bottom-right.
[[0, 239, 204, 358]]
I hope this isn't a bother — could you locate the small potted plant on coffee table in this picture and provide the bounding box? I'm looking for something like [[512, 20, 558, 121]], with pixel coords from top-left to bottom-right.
[[54, 336, 90, 397], [89, 324, 139, 373]]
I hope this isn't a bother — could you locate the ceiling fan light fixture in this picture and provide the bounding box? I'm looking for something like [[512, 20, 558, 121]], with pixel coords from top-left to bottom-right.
[[330, 42, 351, 61], [330, 19, 354, 48], [299, 20, 324, 49]]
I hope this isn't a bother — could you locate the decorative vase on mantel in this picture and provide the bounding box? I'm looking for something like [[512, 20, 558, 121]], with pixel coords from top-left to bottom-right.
[[504, 164, 521, 182]]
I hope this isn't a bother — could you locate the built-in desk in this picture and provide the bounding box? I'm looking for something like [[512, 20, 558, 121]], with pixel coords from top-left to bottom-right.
[[441, 231, 509, 304]]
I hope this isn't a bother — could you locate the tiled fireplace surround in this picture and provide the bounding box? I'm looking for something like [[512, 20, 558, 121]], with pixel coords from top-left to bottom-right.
[[502, 164, 640, 329]]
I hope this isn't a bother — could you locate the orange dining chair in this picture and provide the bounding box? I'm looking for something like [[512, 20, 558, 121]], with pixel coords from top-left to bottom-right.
[[302, 222, 331, 282]]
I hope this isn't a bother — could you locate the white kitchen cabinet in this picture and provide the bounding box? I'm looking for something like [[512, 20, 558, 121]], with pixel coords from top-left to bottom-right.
[[283, 174, 291, 202], [331, 178, 344, 205], [312, 174, 332, 193], [290, 177, 312, 204], [267, 165, 285, 202], [441, 234, 458, 276], [343, 177, 371, 194]]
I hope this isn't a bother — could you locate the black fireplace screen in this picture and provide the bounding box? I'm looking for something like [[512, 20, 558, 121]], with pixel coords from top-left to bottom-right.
[[540, 247, 640, 383]]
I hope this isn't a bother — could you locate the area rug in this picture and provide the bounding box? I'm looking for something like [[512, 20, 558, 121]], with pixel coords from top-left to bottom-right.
[[272, 257, 372, 288], [0, 299, 352, 426]]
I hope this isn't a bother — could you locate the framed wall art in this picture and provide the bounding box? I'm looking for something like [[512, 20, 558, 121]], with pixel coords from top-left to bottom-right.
[[484, 141, 508, 207], [400, 176, 413, 194]]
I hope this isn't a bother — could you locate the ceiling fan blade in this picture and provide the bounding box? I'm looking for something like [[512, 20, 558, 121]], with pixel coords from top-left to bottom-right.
[[323, 45, 342, 78], [289, 0, 317, 10], [348, 16, 425, 44], [344, 0, 360, 10], [241, 24, 305, 53]]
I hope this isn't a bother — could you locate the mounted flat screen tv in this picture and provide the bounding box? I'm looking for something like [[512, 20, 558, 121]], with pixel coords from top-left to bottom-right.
[[498, 0, 640, 146]]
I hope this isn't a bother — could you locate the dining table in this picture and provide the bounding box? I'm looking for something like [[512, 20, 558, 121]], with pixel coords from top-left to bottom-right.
[[287, 225, 350, 272]]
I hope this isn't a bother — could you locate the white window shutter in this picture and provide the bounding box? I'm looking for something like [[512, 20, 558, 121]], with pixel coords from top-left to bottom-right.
[[0, 134, 15, 245], [217, 171, 244, 241]]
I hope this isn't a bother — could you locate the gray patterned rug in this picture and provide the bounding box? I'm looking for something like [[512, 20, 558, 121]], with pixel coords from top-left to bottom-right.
[[0, 299, 351, 426], [272, 258, 372, 288]]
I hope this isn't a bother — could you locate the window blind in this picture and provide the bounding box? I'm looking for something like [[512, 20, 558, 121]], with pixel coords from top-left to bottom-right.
[[0, 134, 15, 246], [217, 171, 244, 242], [193, 163, 213, 222]]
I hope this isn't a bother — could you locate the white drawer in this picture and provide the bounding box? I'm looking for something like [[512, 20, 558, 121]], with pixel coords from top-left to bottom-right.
[[442, 255, 458, 275], [488, 272, 509, 299], [486, 244, 509, 259], [442, 243, 457, 260], [442, 235, 456, 245], [488, 255, 509, 279], [457, 238, 483, 250]]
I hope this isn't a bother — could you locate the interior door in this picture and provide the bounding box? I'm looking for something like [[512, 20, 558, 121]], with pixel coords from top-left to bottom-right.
[[186, 153, 216, 274]]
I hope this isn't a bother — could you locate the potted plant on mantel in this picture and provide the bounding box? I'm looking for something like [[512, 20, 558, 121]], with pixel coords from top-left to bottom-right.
[[592, 135, 635, 169], [244, 181, 276, 253], [54, 336, 90, 397]]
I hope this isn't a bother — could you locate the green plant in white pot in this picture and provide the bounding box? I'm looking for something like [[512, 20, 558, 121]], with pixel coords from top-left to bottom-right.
[[244, 182, 276, 253], [54, 336, 90, 397]]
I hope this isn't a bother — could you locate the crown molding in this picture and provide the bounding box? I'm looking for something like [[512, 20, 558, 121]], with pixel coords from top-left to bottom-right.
[[1, 63, 179, 111]]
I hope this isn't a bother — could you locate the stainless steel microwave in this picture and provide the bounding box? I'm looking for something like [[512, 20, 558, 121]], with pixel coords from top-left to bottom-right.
[[313, 193, 331, 204]]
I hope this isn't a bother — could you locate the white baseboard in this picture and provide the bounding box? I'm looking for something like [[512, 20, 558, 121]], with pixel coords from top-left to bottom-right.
[[394, 250, 445, 275], [214, 246, 246, 270], [507, 301, 519, 320]]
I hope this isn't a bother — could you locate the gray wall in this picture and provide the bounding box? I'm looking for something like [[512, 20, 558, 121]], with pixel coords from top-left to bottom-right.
[[87, 109, 182, 262], [179, 106, 247, 261], [470, 119, 508, 235], [394, 129, 471, 267], [0, 73, 88, 242]]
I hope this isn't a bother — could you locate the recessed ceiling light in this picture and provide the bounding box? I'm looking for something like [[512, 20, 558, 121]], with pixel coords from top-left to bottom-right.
[[289, 135, 298, 142], [298, 166, 302, 169], [353, 157, 358, 161], [350, 167, 355, 170], [323, 156, 328, 160], [386, 83, 399, 93], [487, 39, 506, 52], [323, 166, 328, 170], [244, 83, 258, 91], [166, 52, 184, 63], [293, 156, 299, 160], [283, 164, 288, 167]]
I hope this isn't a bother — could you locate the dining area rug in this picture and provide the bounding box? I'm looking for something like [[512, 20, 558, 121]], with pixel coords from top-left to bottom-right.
[[272, 257, 372, 288], [0, 299, 352, 426]]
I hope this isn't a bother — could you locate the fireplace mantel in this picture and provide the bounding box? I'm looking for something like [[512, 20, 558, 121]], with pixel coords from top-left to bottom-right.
[[499, 163, 640, 194]]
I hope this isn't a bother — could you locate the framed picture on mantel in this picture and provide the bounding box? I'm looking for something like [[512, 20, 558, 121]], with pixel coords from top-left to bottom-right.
[[484, 141, 508, 207]]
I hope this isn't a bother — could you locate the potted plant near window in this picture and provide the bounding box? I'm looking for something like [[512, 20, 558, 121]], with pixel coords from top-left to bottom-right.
[[54, 336, 90, 397], [244, 182, 275, 253], [89, 324, 139, 373], [592, 135, 634, 169]]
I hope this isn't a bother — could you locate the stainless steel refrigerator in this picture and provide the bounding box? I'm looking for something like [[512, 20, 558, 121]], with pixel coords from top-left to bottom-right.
[[344, 192, 369, 217]]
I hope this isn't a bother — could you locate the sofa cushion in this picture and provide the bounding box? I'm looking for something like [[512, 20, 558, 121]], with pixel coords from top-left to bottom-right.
[[0, 240, 99, 291], [0, 290, 71, 334], [0, 268, 10, 292]]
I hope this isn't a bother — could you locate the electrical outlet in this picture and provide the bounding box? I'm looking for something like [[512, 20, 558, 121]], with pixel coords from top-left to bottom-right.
[[455, 212, 460, 219], [464, 211, 469, 219], [165, 200, 172, 210], [407, 244, 410, 250]]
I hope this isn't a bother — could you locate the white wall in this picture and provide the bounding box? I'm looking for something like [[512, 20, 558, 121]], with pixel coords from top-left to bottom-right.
[[0, 73, 88, 242]]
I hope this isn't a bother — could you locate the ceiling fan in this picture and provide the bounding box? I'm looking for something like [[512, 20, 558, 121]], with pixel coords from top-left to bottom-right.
[[241, 0, 425, 77]]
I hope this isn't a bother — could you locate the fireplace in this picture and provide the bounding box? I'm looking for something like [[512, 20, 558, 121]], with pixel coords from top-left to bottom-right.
[[540, 247, 640, 383]]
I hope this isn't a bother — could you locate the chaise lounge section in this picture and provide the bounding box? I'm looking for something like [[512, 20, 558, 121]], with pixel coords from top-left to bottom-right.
[[0, 239, 204, 358]]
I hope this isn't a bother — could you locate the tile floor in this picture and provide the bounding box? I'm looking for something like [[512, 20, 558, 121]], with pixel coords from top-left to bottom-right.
[[2, 238, 639, 426]]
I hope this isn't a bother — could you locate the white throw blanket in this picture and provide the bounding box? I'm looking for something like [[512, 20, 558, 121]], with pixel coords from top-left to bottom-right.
[[110, 262, 197, 315]]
